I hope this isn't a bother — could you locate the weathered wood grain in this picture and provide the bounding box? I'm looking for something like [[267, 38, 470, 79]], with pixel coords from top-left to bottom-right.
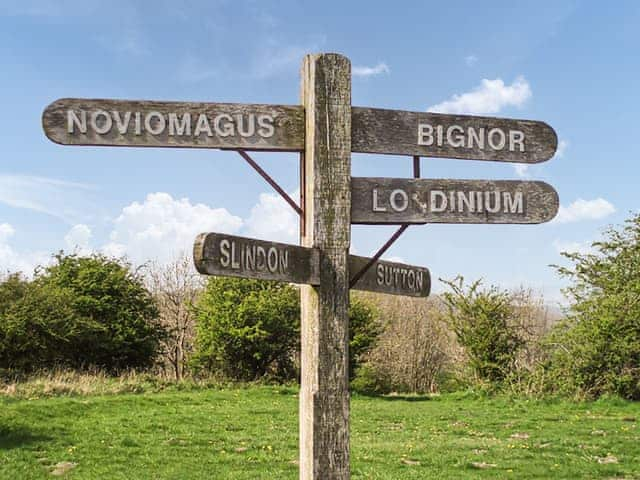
[[349, 255, 430, 297], [42, 98, 304, 151], [193, 232, 319, 285], [299, 53, 351, 480], [351, 177, 559, 224], [351, 106, 557, 163]]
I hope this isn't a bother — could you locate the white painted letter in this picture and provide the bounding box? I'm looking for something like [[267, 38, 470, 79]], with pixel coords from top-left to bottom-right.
[[220, 239, 230, 267], [90, 110, 113, 135], [390, 189, 409, 212], [194, 114, 213, 136], [67, 110, 87, 134], [373, 189, 387, 212], [488, 128, 506, 150], [447, 125, 465, 147], [418, 124, 434, 146], [509, 130, 525, 152], [214, 114, 234, 137], [257, 115, 275, 138], [168, 113, 191, 136], [145, 111, 166, 135], [430, 190, 447, 212], [503, 192, 524, 213]]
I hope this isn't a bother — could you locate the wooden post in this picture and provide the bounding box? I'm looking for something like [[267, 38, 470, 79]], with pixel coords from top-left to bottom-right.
[[299, 53, 352, 479]]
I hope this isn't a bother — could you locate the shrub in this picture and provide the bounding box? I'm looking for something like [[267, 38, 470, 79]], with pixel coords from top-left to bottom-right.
[[547, 213, 640, 399], [192, 278, 381, 382], [441, 277, 525, 383], [192, 278, 300, 381], [0, 253, 162, 373]]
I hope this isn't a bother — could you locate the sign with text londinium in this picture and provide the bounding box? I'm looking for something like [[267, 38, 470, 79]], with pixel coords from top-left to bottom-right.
[[194, 232, 431, 297], [43, 98, 304, 151], [351, 177, 559, 224]]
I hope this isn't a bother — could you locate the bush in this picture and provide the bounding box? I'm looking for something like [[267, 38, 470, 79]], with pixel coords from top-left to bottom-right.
[[0, 253, 163, 374], [547, 213, 640, 399], [192, 278, 381, 382], [441, 277, 525, 383], [192, 278, 300, 381]]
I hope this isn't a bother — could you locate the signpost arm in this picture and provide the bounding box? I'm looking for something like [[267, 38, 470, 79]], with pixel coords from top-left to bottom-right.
[[300, 53, 351, 480]]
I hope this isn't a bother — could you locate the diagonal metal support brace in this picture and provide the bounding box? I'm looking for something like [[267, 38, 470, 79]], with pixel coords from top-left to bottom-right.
[[349, 156, 422, 288], [237, 149, 302, 216]]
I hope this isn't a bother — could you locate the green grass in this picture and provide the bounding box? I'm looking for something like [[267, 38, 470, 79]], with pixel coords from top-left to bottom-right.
[[1, 387, 639, 479]]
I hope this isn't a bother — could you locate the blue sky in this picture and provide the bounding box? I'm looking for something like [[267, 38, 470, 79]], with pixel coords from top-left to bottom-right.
[[1, 0, 638, 303]]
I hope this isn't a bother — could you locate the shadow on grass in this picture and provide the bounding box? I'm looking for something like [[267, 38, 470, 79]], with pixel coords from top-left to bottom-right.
[[355, 393, 433, 402], [0, 425, 52, 449]]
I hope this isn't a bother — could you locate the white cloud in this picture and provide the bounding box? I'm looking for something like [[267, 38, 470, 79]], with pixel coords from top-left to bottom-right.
[[103, 192, 243, 265], [554, 139, 568, 159], [464, 55, 478, 67], [64, 224, 92, 255], [554, 198, 616, 224], [244, 189, 299, 243], [553, 239, 595, 256], [428, 76, 532, 115], [0, 174, 94, 224], [0, 223, 50, 275], [353, 62, 390, 77], [513, 164, 530, 179], [382, 255, 406, 264]]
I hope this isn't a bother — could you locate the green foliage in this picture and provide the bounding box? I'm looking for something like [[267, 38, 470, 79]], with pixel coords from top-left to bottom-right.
[[192, 278, 381, 382], [548, 213, 640, 399], [192, 278, 300, 381], [0, 253, 162, 373], [441, 276, 524, 383], [348, 299, 382, 380]]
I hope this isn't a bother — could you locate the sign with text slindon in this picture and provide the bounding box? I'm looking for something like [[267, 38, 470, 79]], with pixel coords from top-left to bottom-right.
[[351, 177, 559, 224], [42, 98, 304, 151]]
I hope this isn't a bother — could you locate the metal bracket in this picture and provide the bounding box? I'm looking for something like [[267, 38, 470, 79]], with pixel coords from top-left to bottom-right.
[[349, 156, 421, 288], [237, 150, 302, 216]]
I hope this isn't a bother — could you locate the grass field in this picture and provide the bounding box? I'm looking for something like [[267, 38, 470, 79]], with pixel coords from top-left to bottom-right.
[[1, 386, 639, 479]]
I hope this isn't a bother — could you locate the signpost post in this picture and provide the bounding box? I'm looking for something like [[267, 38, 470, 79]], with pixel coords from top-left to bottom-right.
[[42, 52, 559, 480]]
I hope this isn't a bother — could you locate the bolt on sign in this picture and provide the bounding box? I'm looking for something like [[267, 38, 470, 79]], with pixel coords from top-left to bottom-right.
[[42, 52, 559, 480], [351, 178, 559, 224]]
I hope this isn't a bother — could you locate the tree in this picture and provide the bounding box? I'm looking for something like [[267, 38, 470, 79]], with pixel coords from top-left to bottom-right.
[[441, 276, 524, 383], [549, 213, 640, 399], [0, 253, 163, 373], [146, 255, 202, 380]]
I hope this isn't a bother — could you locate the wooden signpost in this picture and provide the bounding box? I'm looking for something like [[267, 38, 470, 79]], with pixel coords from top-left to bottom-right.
[[42, 52, 559, 480]]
